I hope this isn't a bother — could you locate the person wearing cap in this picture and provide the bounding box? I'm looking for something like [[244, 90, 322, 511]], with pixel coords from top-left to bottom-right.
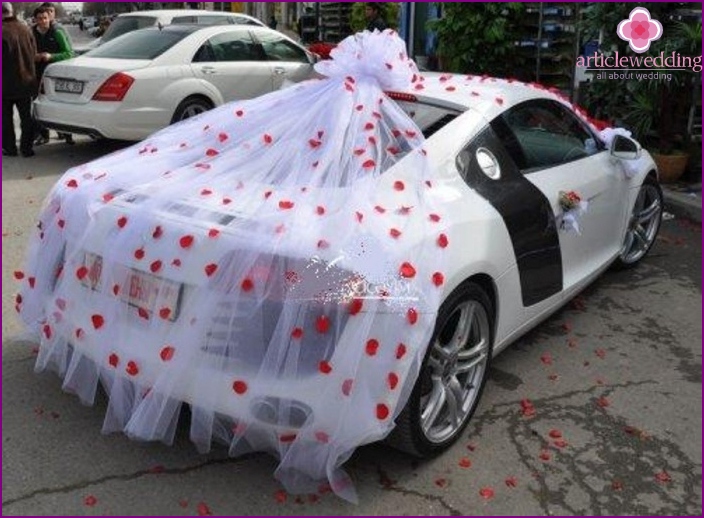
[[2, 2, 37, 157], [364, 3, 387, 32]]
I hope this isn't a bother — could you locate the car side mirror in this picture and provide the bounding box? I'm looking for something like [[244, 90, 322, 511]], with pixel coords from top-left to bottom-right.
[[610, 134, 641, 160]]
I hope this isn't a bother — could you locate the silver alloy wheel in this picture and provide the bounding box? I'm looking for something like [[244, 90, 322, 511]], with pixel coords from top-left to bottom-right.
[[179, 103, 209, 120], [420, 299, 491, 444], [620, 182, 662, 264]]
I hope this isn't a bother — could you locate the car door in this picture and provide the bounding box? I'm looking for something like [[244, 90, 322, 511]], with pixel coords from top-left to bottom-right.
[[496, 99, 630, 291], [253, 30, 315, 89], [190, 30, 274, 102]]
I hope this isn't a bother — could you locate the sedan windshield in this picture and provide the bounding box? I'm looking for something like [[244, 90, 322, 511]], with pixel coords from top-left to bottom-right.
[[86, 29, 189, 60], [101, 16, 157, 43]]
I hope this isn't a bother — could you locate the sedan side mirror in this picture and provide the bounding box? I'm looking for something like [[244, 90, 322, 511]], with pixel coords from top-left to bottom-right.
[[610, 134, 641, 160]]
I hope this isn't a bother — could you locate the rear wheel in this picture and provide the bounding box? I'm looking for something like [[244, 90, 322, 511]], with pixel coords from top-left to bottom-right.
[[615, 175, 662, 268], [387, 282, 493, 457], [171, 96, 213, 124]]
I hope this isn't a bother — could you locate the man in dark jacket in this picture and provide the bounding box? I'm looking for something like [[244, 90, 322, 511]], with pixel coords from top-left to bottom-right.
[[365, 3, 387, 32], [2, 2, 37, 157]]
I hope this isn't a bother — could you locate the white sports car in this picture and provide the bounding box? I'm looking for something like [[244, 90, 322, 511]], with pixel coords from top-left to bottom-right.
[[17, 31, 662, 500]]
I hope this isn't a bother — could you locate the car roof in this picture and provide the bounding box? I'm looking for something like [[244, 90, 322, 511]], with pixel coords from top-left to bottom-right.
[[396, 72, 573, 121], [116, 10, 262, 24]]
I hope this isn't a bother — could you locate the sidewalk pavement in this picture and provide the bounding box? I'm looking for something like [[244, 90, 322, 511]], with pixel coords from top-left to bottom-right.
[[662, 181, 702, 223]]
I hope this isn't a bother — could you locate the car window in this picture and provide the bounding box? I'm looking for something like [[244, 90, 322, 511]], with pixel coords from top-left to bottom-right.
[[234, 16, 263, 26], [171, 16, 197, 24], [256, 32, 309, 63], [87, 29, 189, 60], [500, 100, 600, 171], [393, 99, 462, 138], [101, 16, 157, 43], [195, 15, 237, 26], [193, 31, 262, 62]]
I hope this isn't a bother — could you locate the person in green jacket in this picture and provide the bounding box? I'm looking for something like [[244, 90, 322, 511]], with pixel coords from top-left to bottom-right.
[[32, 5, 74, 145]]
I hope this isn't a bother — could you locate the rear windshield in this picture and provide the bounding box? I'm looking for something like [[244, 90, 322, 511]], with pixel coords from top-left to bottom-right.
[[86, 29, 188, 60], [394, 100, 463, 138], [101, 16, 157, 43]]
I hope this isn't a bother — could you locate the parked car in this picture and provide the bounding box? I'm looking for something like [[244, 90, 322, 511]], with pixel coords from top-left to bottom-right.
[[34, 25, 317, 140], [18, 32, 663, 497], [75, 9, 265, 54]]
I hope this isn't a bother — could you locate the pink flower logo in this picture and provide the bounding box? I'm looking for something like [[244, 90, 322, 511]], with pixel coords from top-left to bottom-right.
[[617, 7, 663, 54]]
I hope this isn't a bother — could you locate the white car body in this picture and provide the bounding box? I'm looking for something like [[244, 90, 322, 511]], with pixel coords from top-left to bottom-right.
[[35, 25, 316, 140]]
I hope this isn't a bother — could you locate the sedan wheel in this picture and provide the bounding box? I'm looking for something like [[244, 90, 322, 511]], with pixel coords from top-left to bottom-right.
[[388, 282, 493, 457], [617, 176, 663, 267], [171, 97, 213, 124]]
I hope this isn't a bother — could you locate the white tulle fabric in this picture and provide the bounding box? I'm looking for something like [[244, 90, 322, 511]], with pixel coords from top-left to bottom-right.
[[16, 30, 447, 502]]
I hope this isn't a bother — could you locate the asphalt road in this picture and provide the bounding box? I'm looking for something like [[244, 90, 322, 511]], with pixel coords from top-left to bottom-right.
[[2, 131, 702, 514]]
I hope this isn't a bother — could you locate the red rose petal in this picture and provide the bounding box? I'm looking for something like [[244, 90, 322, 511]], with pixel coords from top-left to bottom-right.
[[399, 261, 416, 278], [596, 396, 610, 408], [158, 307, 171, 320], [179, 235, 194, 249], [274, 490, 288, 503], [83, 495, 97, 507], [318, 360, 332, 374], [315, 315, 330, 334], [395, 343, 407, 359], [263, 133, 273, 144], [435, 478, 448, 488], [479, 487, 495, 499], [91, 314, 105, 330], [232, 380, 248, 394], [389, 228, 402, 239], [349, 298, 363, 315], [505, 476, 518, 488], [458, 457, 472, 468], [138, 307, 149, 320], [241, 278, 254, 292], [316, 205, 326, 215], [13, 270, 25, 280], [539, 450, 551, 461], [291, 327, 303, 339], [150, 260, 162, 273], [196, 502, 212, 516], [117, 216, 128, 229], [655, 470, 672, 484], [208, 228, 220, 238], [429, 213, 441, 222], [126, 361, 139, 376], [341, 378, 353, 396], [66, 179, 78, 188], [152, 225, 163, 239], [393, 180, 405, 191], [376, 403, 390, 420], [437, 233, 449, 248], [548, 429, 562, 439], [387, 372, 399, 390], [540, 352, 553, 365], [279, 200, 295, 210], [204, 263, 218, 277], [362, 159, 376, 169], [108, 353, 119, 368], [160, 346, 175, 361], [432, 272, 445, 287], [407, 307, 418, 325], [365, 339, 379, 356]]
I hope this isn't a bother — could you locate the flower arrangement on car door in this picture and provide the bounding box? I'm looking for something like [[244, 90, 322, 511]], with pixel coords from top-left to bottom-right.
[[559, 190, 589, 233]]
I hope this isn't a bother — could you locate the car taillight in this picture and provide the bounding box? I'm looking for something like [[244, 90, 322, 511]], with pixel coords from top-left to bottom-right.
[[92, 72, 134, 102]]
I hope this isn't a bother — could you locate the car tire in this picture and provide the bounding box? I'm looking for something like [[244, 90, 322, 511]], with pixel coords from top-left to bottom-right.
[[614, 175, 663, 269], [171, 96, 214, 124], [387, 281, 494, 457]]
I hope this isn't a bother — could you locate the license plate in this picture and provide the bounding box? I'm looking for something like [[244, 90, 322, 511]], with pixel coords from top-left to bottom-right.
[[54, 78, 84, 94], [81, 253, 183, 321]]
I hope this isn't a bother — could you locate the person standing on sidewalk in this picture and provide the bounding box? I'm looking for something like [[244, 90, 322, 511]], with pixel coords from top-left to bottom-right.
[[32, 5, 74, 146], [2, 2, 37, 157]]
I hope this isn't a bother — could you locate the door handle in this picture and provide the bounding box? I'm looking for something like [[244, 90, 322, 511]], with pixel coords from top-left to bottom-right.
[[273, 67, 286, 75], [200, 66, 217, 75]]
